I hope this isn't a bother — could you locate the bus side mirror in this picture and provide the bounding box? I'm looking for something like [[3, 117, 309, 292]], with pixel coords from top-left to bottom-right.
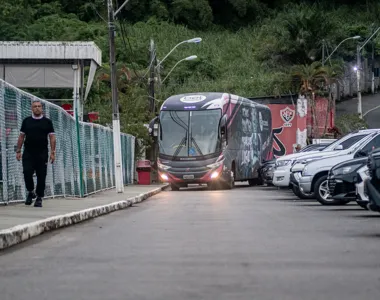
[[149, 116, 159, 138], [221, 126, 226, 135], [220, 115, 228, 142]]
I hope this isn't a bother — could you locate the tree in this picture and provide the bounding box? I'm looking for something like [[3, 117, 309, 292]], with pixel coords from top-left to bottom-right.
[[320, 63, 344, 136], [88, 63, 153, 158], [291, 61, 326, 138], [254, 3, 338, 66]]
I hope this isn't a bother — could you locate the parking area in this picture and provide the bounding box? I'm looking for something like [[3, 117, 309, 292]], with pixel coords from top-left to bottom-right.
[[268, 130, 380, 214], [1, 183, 380, 300]]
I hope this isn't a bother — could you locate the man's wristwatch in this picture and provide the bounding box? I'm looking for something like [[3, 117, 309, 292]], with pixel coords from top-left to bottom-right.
[[16, 149, 21, 153]]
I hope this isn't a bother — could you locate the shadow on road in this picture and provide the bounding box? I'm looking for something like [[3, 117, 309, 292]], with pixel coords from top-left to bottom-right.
[[349, 214, 380, 218], [171, 182, 275, 192]]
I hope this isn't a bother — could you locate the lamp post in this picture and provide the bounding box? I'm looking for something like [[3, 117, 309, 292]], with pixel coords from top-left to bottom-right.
[[322, 35, 361, 66], [147, 37, 202, 113], [356, 26, 380, 118], [161, 55, 198, 84], [156, 38, 202, 69], [107, 0, 131, 193]]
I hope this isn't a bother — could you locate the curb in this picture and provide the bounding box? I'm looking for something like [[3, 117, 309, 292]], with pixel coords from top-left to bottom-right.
[[0, 185, 169, 250]]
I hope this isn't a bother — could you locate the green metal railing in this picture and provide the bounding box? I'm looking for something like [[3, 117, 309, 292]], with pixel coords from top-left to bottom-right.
[[0, 79, 135, 203]]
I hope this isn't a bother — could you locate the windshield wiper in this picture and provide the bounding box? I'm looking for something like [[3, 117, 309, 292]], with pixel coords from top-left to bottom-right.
[[190, 136, 203, 156], [172, 133, 188, 158]]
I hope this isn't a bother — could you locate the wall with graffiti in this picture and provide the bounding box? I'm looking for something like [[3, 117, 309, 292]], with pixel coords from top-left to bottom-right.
[[267, 104, 297, 158], [249, 95, 309, 159], [259, 95, 333, 159]]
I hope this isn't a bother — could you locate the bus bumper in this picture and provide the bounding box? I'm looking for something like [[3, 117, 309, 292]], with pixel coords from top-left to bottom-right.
[[158, 164, 227, 184]]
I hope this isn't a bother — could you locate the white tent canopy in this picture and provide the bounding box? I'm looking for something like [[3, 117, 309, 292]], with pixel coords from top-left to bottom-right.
[[0, 41, 102, 119]]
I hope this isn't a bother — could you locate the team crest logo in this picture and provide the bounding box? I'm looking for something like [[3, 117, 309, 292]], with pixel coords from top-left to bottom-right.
[[280, 107, 295, 127]]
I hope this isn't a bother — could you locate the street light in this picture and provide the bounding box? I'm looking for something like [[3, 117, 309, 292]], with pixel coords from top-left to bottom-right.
[[161, 55, 198, 83], [322, 35, 361, 66], [144, 37, 201, 78], [146, 37, 201, 112], [156, 38, 202, 69], [356, 26, 380, 118]]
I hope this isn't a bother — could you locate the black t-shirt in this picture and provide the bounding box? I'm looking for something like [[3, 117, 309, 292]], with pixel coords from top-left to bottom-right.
[[20, 116, 55, 153]]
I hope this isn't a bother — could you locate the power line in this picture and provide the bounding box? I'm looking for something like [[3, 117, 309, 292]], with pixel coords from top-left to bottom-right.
[[108, 2, 157, 81], [113, 1, 145, 82], [90, 3, 107, 23], [118, 21, 144, 81]]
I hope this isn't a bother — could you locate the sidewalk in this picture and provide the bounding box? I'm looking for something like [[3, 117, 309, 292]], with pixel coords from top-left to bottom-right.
[[0, 184, 168, 250]]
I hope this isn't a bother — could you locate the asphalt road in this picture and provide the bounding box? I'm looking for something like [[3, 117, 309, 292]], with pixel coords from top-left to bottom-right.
[[1, 185, 380, 300], [336, 93, 380, 128]]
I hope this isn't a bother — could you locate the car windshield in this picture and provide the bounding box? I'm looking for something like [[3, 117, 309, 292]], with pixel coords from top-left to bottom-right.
[[159, 110, 221, 157], [298, 144, 326, 153], [324, 134, 369, 151]]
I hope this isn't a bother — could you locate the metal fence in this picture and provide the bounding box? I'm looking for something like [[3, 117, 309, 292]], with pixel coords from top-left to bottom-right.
[[0, 79, 135, 203]]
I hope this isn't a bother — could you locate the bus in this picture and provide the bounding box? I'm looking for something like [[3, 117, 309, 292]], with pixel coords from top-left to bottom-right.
[[149, 92, 273, 190]]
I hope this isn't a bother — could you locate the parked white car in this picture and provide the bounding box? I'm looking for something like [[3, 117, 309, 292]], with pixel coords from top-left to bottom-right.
[[297, 130, 380, 205], [273, 130, 375, 188]]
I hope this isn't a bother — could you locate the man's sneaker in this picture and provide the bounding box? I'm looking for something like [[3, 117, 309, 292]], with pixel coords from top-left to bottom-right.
[[25, 192, 36, 205], [34, 197, 43, 208]]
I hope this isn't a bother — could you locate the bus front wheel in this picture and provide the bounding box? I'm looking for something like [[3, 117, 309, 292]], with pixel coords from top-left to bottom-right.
[[223, 170, 235, 190], [170, 183, 180, 191]]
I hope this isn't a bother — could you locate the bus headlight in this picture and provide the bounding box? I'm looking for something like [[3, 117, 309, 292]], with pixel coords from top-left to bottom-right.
[[211, 171, 220, 179], [160, 173, 169, 181]]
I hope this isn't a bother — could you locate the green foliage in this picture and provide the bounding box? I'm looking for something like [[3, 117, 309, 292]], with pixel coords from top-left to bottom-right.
[[335, 114, 369, 135], [1, 0, 379, 145], [171, 0, 213, 29], [254, 3, 340, 65]]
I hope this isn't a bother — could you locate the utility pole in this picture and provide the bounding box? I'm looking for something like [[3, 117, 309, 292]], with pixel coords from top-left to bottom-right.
[[148, 39, 156, 113], [356, 43, 362, 118], [322, 39, 325, 66], [148, 39, 158, 181], [372, 40, 375, 94], [156, 59, 162, 113], [107, 0, 124, 193]]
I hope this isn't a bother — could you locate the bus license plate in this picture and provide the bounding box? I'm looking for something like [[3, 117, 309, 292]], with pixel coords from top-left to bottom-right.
[[183, 175, 194, 180]]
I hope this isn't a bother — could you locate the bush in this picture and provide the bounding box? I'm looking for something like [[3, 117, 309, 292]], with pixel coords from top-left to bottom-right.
[[335, 113, 369, 136]]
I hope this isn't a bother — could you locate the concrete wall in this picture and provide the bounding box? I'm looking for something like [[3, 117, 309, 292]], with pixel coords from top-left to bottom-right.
[[333, 58, 380, 100]]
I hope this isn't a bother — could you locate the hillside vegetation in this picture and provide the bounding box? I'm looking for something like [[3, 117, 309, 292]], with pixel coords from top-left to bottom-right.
[[1, 0, 380, 143]]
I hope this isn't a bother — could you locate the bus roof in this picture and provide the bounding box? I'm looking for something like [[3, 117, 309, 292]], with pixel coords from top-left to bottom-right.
[[160, 92, 270, 111]]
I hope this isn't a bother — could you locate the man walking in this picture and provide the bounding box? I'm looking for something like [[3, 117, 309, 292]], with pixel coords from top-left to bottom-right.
[[16, 100, 56, 207]]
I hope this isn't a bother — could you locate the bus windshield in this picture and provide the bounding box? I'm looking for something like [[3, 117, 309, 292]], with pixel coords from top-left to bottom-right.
[[159, 109, 221, 157]]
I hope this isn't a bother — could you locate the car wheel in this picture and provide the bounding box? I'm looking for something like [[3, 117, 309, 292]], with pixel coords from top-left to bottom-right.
[[315, 175, 350, 205], [292, 184, 314, 199]]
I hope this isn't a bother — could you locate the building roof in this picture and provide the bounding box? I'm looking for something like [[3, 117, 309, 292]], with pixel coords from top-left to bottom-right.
[[0, 41, 102, 66]]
